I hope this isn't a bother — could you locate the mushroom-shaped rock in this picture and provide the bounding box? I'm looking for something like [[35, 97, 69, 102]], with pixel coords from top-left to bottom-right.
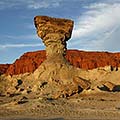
[[34, 16, 90, 98], [34, 16, 73, 57]]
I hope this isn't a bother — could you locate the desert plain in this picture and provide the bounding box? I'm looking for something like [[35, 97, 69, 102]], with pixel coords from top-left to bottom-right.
[[0, 66, 120, 120]]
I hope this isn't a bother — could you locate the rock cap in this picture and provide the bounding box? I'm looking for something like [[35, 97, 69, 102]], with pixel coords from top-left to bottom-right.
[[34, 16, 74, 41]]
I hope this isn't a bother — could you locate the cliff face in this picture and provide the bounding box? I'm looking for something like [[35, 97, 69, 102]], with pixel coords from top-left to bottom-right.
[[66, 50, 120, 69], [1, 50, 120, 75], [5, 50, 46, 75], [0, 64, 10, 75]]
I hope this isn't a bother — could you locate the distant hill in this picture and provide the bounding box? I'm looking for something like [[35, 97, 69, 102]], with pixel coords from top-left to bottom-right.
[[0, 50, 120, 75]]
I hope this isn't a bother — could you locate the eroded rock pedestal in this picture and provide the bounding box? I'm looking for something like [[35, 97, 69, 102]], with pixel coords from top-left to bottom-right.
[[34, 16, 90, 98]]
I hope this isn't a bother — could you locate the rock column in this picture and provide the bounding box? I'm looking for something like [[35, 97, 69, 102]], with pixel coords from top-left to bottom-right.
[[34, 16, 73, 61], [34, 16, 90, 98]]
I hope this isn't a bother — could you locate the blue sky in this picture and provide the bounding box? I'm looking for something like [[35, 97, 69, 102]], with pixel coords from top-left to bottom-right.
[[0, 0, 120, 64]]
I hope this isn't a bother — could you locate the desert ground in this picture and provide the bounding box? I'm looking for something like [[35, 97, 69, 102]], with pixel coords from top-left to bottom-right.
[[0, 66, 120, 120], [1, 91, 120, 120]]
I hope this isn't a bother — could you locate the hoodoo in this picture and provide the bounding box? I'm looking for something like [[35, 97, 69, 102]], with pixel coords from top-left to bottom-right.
[[34, 16, 90, 98]]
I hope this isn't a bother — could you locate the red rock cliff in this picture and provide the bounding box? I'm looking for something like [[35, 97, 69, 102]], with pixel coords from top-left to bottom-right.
[[0, 64, 10, 75], [1, 50, 120, 75]]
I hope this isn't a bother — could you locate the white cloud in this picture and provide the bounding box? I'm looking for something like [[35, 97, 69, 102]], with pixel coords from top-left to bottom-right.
[[0, 43, 43, 48], [27, 0, 62, 9], [71, 2, 120, 51], [0, 0, 62, 10], [27, 1, 49, 9], [3, 34, 39, 40], [0, 1, 16, 9]]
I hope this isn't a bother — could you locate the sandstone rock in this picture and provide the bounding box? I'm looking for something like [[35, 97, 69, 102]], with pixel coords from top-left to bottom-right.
[[73, 76, 90, 90], [34, 16, 74, 80], [2, 50, 120, 76], [97, 81, 116, 91], [34, 16, 73, 58], [34, 16, 73, 42], [0, 64, 10, 75], [5, 50, 46, 75], [33, 16, 90, 98], [53, 83, 83, 99], [104, 81, 116, 91], [53, 77, 91, 99]]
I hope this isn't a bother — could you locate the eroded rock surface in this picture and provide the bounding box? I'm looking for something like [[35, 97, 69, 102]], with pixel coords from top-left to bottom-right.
[[33, 16, 90, 98], [2, 50, 120, 76], [5, 50, 46, 75], [0, 64, 10, 75], [34, 16, 73, 58]]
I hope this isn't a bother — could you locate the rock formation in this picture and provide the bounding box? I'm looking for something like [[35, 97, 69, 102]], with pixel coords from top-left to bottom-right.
[[33, 16, 90, 98], [33, 16, 74, 78], [1, 16, 120, 100], [5, 50, 46, 75], [2, 50, 120, 76], [97, 81, 120, 92], [1, 16, 120, 99], [34, 16, 73, 59], [0, 64, 10, 75]]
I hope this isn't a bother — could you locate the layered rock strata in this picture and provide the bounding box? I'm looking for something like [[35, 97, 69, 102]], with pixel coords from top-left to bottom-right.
[[33, 16, 90, 98], [0, 64, 10, 75], [3, 50, 120, 75]]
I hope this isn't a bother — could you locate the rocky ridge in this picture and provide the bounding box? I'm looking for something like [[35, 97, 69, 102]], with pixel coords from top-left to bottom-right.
[[0, 50, 120, 75], [0, 64, 10, 75]]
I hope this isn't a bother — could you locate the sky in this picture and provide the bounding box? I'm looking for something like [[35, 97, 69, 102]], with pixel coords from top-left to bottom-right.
[[0, 0, 120, 64]]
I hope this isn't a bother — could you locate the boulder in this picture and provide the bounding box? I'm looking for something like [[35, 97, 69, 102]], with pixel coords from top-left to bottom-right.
[[97, 81, 116, 92]]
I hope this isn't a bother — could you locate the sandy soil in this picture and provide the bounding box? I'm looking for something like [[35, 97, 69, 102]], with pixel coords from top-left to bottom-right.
[[1, 67, 120, 120], [1, 91, 120, 120]]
